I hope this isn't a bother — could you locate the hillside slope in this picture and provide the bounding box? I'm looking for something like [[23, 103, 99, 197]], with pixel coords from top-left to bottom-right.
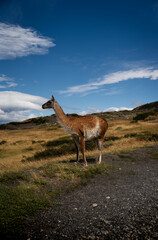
[[133, 101, 158, 112]]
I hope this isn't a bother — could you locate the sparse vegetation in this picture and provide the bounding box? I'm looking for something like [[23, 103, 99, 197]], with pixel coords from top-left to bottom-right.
[[0, 115, 158, 239], [152, 151, 158, 159], [0, 183, 49, 239]]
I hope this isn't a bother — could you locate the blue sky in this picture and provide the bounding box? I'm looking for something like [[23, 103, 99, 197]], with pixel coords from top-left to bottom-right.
[[0, 0, 158, 123]]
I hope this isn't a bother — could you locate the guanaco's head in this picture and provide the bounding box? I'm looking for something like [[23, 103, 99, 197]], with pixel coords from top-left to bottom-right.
[[42, 95, 55, 109]]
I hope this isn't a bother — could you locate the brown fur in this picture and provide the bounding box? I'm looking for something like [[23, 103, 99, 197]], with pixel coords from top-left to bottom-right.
[[42, 96, 108, 166]]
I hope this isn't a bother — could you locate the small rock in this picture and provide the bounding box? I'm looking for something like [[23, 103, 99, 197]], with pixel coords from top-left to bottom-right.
[[106, 196, 110, 199], [92, 203, 98, 207], [102, 230, 109, 235]]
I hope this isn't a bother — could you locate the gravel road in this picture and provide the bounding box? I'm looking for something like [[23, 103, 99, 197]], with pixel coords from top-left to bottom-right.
[[25, 145, 158, 240]]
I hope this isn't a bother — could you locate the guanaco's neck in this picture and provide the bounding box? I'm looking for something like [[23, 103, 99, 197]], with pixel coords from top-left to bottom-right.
[[54, 101, 71, 128]]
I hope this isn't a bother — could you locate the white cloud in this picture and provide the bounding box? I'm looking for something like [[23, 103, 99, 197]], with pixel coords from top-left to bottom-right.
[[104, 107, 133, 112], [0, 110, 37, 123], [78, 106, 101, 115], [60, 67, 158, 95], [60, 84, 98, 95], [78, 111, 89, 116], [0, 91, 47, 123], [0, 23, 55, 60], [0, 74, 17, 88], [78, 106, 133, 115]]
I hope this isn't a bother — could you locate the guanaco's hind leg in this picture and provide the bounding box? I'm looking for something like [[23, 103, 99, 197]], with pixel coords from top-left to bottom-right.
[[80, 136, 87, 166], [97, 137, 104, 164]]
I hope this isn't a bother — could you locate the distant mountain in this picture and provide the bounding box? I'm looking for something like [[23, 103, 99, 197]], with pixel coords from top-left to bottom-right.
[[0, 101, 157, 130]]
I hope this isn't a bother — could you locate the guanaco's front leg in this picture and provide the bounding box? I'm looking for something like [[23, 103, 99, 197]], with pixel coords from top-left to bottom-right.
[[80, 136, 87, 166]]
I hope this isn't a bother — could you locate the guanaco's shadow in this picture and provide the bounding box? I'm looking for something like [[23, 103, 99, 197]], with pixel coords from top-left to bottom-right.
[[69, 158, 96, 164]]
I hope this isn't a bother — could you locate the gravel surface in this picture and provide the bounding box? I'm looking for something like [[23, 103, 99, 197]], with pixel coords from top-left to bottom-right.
[[24, 145, 158, 240]]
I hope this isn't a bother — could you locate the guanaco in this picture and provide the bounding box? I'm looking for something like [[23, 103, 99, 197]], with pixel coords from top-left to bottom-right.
[[42, 96, 108, 166]]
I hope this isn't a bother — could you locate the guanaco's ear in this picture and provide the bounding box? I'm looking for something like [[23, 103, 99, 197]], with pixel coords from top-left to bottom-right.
[[51, 95, 55, 101]]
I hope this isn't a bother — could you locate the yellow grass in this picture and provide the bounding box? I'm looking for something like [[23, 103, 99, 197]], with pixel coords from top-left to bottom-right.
[[0, 127, 68, 173], [0, 120, 158, 174]]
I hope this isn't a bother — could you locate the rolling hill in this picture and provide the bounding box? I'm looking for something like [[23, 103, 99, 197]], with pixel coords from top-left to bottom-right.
[[0, 101, 157, 130]]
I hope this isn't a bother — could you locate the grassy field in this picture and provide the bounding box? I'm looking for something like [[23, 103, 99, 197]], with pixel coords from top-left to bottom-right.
[[0, 118, 158, 239]]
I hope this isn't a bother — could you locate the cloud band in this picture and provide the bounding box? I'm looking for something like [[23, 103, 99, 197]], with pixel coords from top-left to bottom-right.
[[60, 67, 158, 95]]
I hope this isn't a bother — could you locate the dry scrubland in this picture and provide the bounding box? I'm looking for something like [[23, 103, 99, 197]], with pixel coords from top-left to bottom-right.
[[0, 117, 158, 238]]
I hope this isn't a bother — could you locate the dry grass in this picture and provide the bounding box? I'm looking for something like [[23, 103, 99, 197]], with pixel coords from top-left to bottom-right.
[[0, 126, 68, 173], [0, 119, 158, 174]]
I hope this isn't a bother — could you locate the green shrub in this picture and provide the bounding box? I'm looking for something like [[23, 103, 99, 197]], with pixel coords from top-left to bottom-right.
[[0, 140, 7, 145], [105, 136, 121, 141], [133, 112, 155, 121], [0, 171, 28, 184], [137, 133, 158, 141], [30, 117, 47, 125], [124, 133, 139, 138], [0, 124, 7, 130], [70, 113, 79, 117]]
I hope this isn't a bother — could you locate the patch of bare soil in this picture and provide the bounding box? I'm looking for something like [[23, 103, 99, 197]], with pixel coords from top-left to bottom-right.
[[24, 145, 158, 240]]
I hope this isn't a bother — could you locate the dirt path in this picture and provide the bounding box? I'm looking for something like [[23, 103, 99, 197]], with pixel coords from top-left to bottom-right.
[[25, 145, 158, 240]]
